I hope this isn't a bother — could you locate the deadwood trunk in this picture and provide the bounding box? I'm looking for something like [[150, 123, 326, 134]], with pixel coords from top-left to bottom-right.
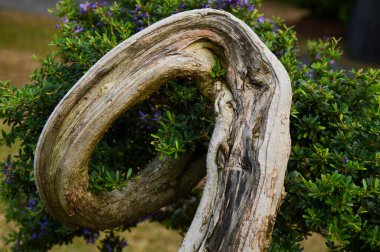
[[34, 9, 292, 252]]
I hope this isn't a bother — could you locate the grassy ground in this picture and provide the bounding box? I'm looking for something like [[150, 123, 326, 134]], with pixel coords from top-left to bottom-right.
[[0, 9, 56, 86], [50, 222, 182, 252]]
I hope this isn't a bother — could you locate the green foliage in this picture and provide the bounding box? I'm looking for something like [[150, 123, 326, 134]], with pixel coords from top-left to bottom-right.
[[210, 58, 226, 78], [277, 37, 380, 251], [151, 111, 189, 159], [149, 79, 214, 160], [89, 165, 131, 192], [0, 0, 379, 251]]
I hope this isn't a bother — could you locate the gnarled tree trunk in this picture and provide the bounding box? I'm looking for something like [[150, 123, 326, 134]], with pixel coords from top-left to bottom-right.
[[34, 9, 291, 251]]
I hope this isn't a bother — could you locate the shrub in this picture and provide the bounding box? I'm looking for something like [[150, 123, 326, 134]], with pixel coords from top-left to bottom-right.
[[0, 0, 379, 251]]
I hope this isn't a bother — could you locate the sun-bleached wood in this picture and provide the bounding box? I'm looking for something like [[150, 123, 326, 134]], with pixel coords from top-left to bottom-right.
[[34, 9, 292, 251]]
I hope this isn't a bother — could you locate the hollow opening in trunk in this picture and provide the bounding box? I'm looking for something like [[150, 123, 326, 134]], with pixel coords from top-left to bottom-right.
[[87, 77, 214, 194]]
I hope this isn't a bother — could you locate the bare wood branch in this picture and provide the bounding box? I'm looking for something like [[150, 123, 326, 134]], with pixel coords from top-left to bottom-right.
[[34, 9, 292, 251]]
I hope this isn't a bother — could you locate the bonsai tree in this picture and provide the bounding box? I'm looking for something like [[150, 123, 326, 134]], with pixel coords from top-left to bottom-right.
[[1, 0, 379, 251], [34, 8, 292, 251]]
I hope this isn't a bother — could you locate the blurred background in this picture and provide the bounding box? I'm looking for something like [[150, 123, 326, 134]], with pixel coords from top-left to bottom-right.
[[0, 0, 378, 251]]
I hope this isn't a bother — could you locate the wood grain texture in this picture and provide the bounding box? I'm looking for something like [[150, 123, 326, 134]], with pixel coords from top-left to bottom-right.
[[34, 9, 292, 251]]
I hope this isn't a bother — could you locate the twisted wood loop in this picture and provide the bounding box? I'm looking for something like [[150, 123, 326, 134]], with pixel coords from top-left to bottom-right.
[[34, 9, 291, 251]]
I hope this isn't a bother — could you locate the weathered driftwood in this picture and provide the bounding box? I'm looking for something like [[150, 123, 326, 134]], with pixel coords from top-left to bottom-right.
[[34, 9, 291, 251]]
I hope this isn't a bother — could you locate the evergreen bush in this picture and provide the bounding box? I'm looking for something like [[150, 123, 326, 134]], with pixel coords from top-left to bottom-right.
[[0, 0, 379, 251]]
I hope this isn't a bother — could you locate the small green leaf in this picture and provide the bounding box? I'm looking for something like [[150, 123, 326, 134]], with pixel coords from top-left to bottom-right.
[[362, 179, 367, 191], [166, 110, 173, 121], [151, 134, 160, 139], [375, 178, 379, 189], [127, 168, 132, 179]]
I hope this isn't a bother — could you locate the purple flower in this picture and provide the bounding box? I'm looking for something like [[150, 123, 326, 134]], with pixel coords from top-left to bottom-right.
[[131, 5, 147, 28], [141, 12, 148, 19], [178, 3, 185, 10], [80, 2, 91, 14], [105, 243, 113, 252], [86, 236, 98, 244], [119, 240, 128, 248], [82, 228, 91, 236], [31, 233, 38, 239], [152, 111, 162, 121], [39, 217, 48, 229], [138, 111, 149, 122], [55, 24, 60, 29], [74, 26, 84, 33], [3, 162, 12, 183], [27, 198, 36, 211], [138, 211, 157, 223], [217, 0, 224, 8], [343, 157, 349, 164], [61, 16, 69, 24], [238, 0, 246, 7], [269, 20, 279, 33], [257, 16, 266, 23], [247, 4, 254, 11], [79, 2, 97, 14], [305, 70, 314, 79], [82, 228, 100, 244], [329, 59, 335, 65]]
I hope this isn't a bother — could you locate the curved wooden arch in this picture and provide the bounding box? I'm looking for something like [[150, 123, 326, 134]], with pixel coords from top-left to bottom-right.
[[34, 9, 291, 251]]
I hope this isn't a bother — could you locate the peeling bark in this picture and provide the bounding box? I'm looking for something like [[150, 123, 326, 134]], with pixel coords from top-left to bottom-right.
[[34, 9, 292, 251]]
